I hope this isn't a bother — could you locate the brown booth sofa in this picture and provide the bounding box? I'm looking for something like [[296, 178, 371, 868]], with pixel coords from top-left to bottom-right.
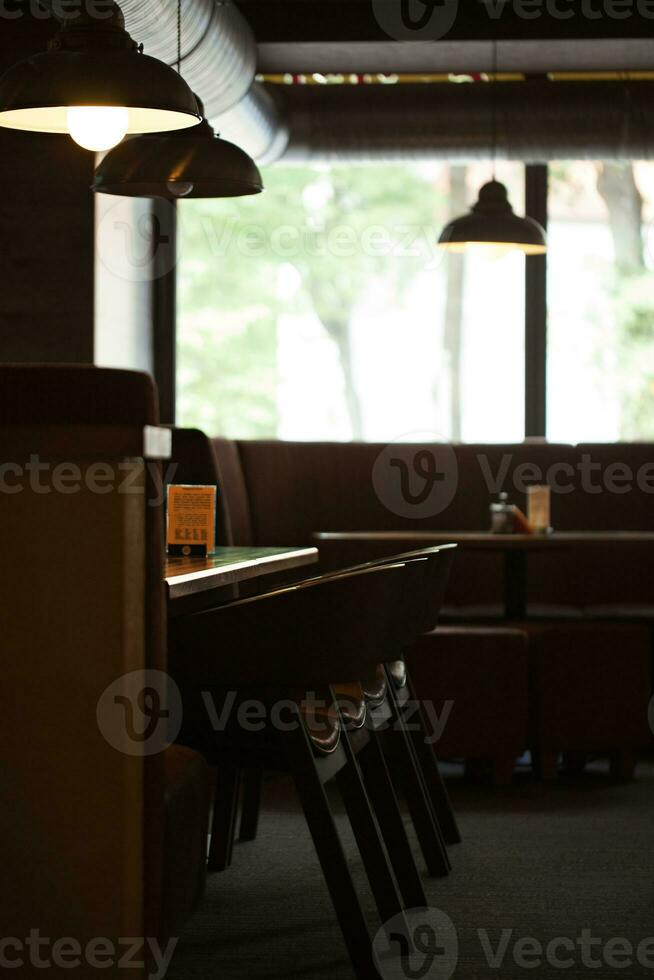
[[174, 433, 653, 780]]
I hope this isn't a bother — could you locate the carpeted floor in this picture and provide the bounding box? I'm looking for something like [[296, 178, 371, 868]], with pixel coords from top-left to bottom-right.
[[172, 761, 654, 979]]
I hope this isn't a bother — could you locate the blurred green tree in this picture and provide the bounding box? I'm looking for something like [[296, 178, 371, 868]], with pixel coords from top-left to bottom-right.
[[597, 162, 654, 439], [177, 163, 443, 439]]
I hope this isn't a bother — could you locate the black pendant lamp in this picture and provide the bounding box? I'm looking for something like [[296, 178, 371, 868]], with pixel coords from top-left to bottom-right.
[[438, 179, 546, 255], [92, 99, 263, 198], [92, 0, 263, 199], [438, 44, 546, 256], [0, 2, 200, 152]]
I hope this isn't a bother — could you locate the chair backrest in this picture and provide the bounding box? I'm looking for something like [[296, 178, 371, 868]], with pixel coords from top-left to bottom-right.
[[367, 545, 457, 635], [169, 564, 407, 691], [1, 364, 167, 969], [296, 544, 456, 643]]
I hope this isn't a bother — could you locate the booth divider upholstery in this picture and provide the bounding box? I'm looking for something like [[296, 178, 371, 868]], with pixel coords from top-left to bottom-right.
[[2, 368, 209, 977]]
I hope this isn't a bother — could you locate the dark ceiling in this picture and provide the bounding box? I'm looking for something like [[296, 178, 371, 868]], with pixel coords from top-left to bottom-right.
[[234, 0, 654, 42], [234, 1, 654, 75]]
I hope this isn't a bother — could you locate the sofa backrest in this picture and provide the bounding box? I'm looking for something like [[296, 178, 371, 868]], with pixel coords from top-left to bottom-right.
[[170, 428, 233, 547], [212, 436, 254, 546], [573, 444, 654, 530], [211, 437, 653, 606], [234, 440, 590, 543]]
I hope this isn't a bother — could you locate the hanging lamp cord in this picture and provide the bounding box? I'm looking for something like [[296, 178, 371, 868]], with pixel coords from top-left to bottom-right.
[[177, 0, 182, 74], [491, 39, 498, 180]]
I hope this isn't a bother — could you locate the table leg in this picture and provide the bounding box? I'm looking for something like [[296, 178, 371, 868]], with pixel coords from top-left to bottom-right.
[[504, 549, 528, 619]]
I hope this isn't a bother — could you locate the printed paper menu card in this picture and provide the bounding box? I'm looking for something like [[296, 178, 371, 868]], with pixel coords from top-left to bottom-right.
[[527, 485, 551, 534], [167, 484, 217, 556]]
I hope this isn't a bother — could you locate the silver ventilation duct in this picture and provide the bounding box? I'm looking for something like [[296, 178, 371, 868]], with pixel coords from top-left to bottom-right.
[[216, 83, 290, 164], [27, 3, 652, 165], [278, 80, 654, 163], [118, 0, 287, 161]]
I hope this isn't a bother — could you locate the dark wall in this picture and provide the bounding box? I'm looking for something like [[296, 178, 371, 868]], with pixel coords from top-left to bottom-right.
[[0, 14, 96, 364]]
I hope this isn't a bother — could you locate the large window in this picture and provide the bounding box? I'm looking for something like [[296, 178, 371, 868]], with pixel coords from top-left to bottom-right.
[[547, 161, 654, 442], [177, 162, 525, 442], [178, 159, 654, 443]]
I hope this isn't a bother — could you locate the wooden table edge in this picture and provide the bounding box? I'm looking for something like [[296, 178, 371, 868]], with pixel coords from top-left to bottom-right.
[[166, 546, 319, 601], [313, 531, 654, 549]]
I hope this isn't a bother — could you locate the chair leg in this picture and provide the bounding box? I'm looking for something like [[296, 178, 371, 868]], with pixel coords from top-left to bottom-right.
[[492, 757, 516, 786], [208, 764, 241, 872], [336, 731, 407, 925], [563, 751, 588, 776], [405, 673, 462, 845], [610, 748, 638, 782], [533, 749, 559, 781], [239, 768, 264, 841], [358, 732, 428, 910], [380, 694, 451, 878], [281, 706, 376, 980], [395, 735, 451, 877]]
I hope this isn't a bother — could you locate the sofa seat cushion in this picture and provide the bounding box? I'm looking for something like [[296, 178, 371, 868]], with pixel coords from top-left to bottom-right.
[[583, 604, 654, 621], [406, 627, 529, 760], [361, 665, 388, 706], [440, 603, 583, 622], [330, 682, 368, 730], [301, 701, 341, 754], [388, 659, 407, 689], [524, 622, 652, 754], [161, 745, 211, 941]]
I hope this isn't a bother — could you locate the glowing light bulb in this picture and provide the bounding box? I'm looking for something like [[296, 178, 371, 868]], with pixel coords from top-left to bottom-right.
[[467, 242, 514, 261], [67, 106, 129, 152], [166, 181, 195, 198]]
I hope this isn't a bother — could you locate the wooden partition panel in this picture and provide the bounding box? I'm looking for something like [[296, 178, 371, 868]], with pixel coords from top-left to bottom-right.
[[1, 460, 148, 978]]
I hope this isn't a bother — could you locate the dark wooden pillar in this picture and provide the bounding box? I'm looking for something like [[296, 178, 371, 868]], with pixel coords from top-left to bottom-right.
[[525, 163, 549, 439], [0, 14, 96, 364], [152, 197, 178, 424]]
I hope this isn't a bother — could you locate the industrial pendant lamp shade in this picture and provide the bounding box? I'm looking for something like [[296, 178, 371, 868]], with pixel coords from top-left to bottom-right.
[[0, 3, 200, 151], [92, 110, 264, 199], [92, 0, 262, 200], [438, 180, 547, 255], [437, 39, 546, 256]]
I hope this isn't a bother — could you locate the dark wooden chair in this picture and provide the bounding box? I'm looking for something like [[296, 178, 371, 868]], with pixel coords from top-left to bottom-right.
[[169, 562, 427, 980], [370, 545, 461, 847], [236, 546, 461, 869], [168, 429, 459, 874]]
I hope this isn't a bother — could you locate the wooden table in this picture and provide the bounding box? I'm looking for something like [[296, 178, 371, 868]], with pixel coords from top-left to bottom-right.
[[166, 545, 318, 614], [315, 531, 654, 619]]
